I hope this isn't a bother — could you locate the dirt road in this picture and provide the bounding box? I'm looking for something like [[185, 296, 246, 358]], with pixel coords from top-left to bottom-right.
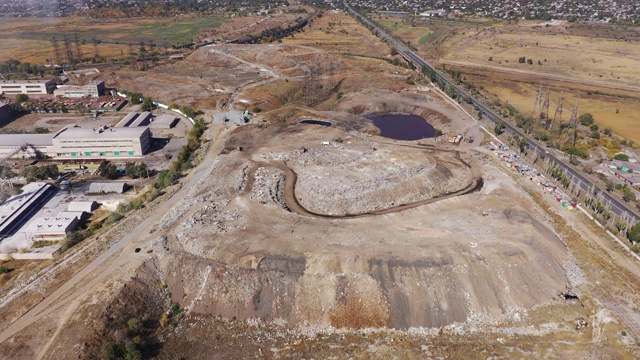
[[0, 125, 232, 347]]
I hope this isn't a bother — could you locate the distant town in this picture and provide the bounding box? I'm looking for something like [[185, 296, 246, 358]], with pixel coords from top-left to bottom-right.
[[350, 0, 638, 23]]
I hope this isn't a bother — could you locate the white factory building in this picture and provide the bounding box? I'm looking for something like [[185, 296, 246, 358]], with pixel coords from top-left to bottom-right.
[[0, 80, 54, 95], [50, 125, 151, 158], [54, 81, 105, 98], [24, 211, 82, 241], [0, 124, 151, 160]]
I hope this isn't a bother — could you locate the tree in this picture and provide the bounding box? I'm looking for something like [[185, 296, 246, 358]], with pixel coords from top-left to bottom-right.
[[101, 342, 122, 359], [15, 94, 29, 102], [155, 169, 180, 189], [19, 164, 58, 181], [129, 92, 143, 104], [621, 186, 636, 202], [527, 58, 533, 64], [0, 166, 16, 179], [628, 222, 640, 243], [579, 113, 594, 126], [590, 123, 599, 131], [141, 97, 154, 112], [494, 120, 505, 135], [614, 153, 629, 161], [124, 342, 142, 360], [98, 160, 118, 179]]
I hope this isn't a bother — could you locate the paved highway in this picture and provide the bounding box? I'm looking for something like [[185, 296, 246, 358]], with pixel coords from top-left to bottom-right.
[[343, 0, 639, 222]]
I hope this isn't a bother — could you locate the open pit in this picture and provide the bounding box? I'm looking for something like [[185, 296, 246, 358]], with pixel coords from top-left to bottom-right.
[[137, 122, 574, 331]]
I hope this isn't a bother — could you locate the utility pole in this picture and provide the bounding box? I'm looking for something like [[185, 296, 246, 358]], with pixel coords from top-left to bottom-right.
[[542, 87, 550, 124], [92, 37, 100, 58], [550, 93, 564, 132], [569, 100, 578, 147], [51, 37, 62, 65], [63, 34, 75, 65], [139, 41, 147, 70], [129, 43, 136, 70], [532, 84, 542, 117], [73, 33, 83, 62]]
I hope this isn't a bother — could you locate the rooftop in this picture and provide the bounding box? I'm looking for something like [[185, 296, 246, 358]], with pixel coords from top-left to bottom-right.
[[0, 182, 51, 235], [153, 114, 178, 125], [24, 211, 80, 235], [53, 125, 149, 140], [0, 79, 52, 84], [0, 134, 54, 147]]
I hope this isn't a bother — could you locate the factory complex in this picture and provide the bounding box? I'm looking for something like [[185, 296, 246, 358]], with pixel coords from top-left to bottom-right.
[[0, 125, 151, 160]]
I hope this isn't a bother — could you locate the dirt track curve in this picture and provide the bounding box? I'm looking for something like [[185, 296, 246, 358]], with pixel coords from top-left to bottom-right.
[[252, 150, 482, 219]]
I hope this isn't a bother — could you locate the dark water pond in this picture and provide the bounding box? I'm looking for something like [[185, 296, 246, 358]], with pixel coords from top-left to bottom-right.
[[299, 119, 333, 127], [366, 114, 435, 140]]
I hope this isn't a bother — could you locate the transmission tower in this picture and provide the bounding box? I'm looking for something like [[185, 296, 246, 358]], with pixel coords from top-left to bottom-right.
[[63, 34, 74, 64], [139, 41, 147, 70], [532, 84, 542, 117], [569, 100, 578, 147], [92, 37, 100, 58], [73, 33, 83, 61], [51, 37, 62, 65], [129, 43, 136, 70], [542, 87, 551, 123], [550, 93, 564, 131]]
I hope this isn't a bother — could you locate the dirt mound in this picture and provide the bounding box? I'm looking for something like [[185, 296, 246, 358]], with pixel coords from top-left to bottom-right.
[[120, 125, 574, 332]]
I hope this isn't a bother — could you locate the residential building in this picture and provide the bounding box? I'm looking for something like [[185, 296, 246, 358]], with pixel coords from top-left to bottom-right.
[[0, 80, 54, 95]]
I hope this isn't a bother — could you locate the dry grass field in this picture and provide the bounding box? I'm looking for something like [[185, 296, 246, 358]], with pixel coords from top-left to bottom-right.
[[464, 73, 640, 143], [283, 11, 390, 57], [439, 23, 640, 92], [375, 18, 640, 144], [0, 15, 227, 63]]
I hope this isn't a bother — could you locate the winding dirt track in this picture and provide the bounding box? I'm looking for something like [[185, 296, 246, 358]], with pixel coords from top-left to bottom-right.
[[252, 151, 482, 219]]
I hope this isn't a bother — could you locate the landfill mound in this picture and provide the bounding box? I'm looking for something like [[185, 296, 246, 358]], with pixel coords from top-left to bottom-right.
[[149, 124, 572, 330]]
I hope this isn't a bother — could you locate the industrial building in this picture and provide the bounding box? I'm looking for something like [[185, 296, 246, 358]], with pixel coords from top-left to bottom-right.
[[115, 112, 140, 127], [53, 81, 105, 98], [50, 125, 151, 158], [67, 201, 99, 213], [0, 80, 54, 95], [115, 111, 153, 128], [0, 103, 10, 123], [150, 114, 179, 129], [0, 182, 54, 237], [24, 211, 81, 241], [0, 134, 52, 159], [128, 111, 152, 127], [89, 182, 129, 194], [0, 125, 151, 160]]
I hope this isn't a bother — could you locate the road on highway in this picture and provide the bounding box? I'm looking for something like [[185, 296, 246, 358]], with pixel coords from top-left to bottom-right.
[[343, 0, 639, 222]]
